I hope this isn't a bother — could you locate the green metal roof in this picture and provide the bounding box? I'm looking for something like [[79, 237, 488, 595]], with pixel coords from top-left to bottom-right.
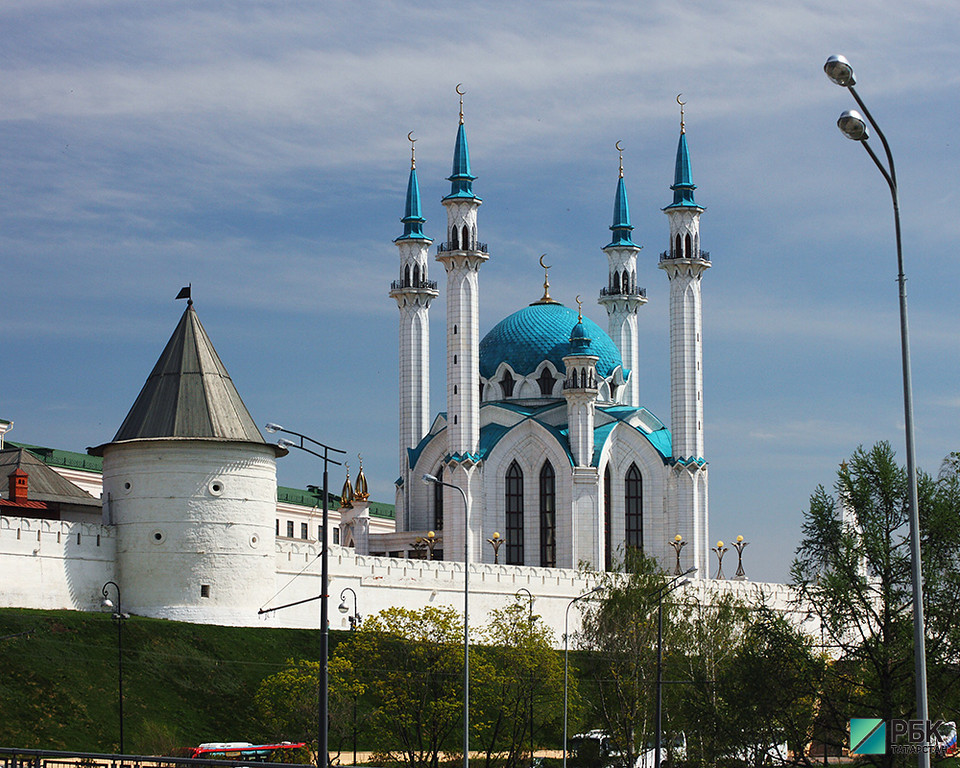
[[9, 442, 103, 473]]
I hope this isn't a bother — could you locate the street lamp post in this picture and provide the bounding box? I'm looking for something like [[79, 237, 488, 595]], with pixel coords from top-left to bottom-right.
[[823, 55, 929, 767], [563, 585, 602, 768], [516, 588, 535, 768], [654, 569, 695, 768], [101, 581, 129, 755], [422, 473, 470, 768], [266, 423, 345, 768], [338, 588, 361, 766]]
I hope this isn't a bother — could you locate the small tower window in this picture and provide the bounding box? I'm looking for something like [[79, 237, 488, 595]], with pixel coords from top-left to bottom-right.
[[454, 354, 458, 364], [500, 370, 515, 398], [612, 271, 621, 293], [451, 227, 459, 249], [453, 325, 458, 334], [413, 263, 420, 286], [200, 584, 211, 598], [404, 264, 411, 287], [537, 367, 556, 397], [685, 233, 693, 259], [675, 233, 682, 258], [462, 224, 470, 249], [454, 385, 458, 394]]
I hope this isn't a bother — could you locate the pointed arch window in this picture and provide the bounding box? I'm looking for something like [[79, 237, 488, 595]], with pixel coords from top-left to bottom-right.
[[612, 271, 621, 293], [413, 263, 420, 286], [500, 370, 515, 398], [539, 461, 556, 567], [462, 224, 470, 250], [451, 226, 459, 249], [604, 466, 612, 571], [505, 461, 524, 565], [685, 233, 693, 260], [625, 463, 643, 552], [675, 233, 682, 258], [404, 264, 411, 287], [433, 465, 444, 531], [537, 367, 556, 397]]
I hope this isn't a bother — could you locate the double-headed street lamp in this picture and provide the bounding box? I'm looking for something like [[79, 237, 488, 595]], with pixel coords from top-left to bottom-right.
[[562, 585, 602, 768], [266, 423, 345, 768], [101, 581, 129, 754], [516, 588, 536, 768], [422, 473, 470, 768], [823, 55, 929, 767], [654, 568, 695, 768], [338, 588, 361, 766]]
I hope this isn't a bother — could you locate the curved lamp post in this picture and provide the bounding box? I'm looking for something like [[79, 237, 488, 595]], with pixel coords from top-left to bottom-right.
[[266, 423, 345, 768], [824, 55, 929, 765], [338, 587, 360, 765], [563, 585, 602, 768], [516, 588, 536, 768], [654, 569, 695, 768], [101, 581, 129, 754], [422, 473, 470, 768]]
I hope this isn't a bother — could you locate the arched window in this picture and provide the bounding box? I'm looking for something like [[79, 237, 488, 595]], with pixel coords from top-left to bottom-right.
[[612, 271, 620, 293], [604, 466, 612, 571], [506, 461, 524, 565], [451, 226, 459, 249], [685, 233, 693, 259], [537, 367, 556, 396], [580, 368, 587, 388], [433, 465, 444, 531], [625, 463, 643, 552], [539, 461, 556, 567], [622, 269, 629, 292], [462, 224, 470, 250], [675, 233, 682, 258], [404, 264, 411, 287], [413, 263, 420, 286], [500, 370, 515, 398]]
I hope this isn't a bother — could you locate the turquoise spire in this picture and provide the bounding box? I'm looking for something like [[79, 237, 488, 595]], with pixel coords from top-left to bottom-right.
[[396, 135, 430, 242], [607, 146, 637, 247], [443, 88, 481, 201], [664, 113, 702, 210]]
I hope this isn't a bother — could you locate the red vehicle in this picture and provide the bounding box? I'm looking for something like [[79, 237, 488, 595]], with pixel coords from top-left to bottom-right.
[[189, 742, 307, 762]]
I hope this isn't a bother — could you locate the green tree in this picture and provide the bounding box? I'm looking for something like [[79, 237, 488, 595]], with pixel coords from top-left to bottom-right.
[[473, 600, 565, 768], [792, 442, 960, 767], [333, 605, 464, 768]]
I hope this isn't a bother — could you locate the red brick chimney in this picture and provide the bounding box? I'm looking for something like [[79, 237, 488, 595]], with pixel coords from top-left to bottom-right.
[[9, 468, 28, 503]]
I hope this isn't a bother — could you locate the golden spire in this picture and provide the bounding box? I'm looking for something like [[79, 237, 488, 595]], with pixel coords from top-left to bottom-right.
[[456, 83, 465, 125], [677, 93, 686, 135], [354, 453, 369, 501], [339, 463, 354, 509], [532, 253, 560, 304], [408, 131, 416, 169], [576, 294, 583, 322], [616, 140, 624, 178]]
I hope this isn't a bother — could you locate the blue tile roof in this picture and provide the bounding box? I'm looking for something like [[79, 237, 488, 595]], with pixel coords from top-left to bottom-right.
[[479, 302, 622, 379]]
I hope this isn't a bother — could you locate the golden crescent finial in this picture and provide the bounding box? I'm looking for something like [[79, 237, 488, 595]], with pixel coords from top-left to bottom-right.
[[539, 253, 551, 270], [576, 295, 583, 321], [455, 83, 465, 96], [456, 83, 465, 124], [407, 131, 416, 143], [677, 93, 686, 134], [615, 140, 624, 177], [615, 140, 623, 152], [407, 131, 416, 169]]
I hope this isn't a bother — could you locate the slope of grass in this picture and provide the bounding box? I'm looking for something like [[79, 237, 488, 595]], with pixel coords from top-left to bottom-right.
[[0, 608, 337, 755]]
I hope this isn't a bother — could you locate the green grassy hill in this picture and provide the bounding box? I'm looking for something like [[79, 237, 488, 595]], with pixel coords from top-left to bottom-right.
[[0, 608, 337, 755]]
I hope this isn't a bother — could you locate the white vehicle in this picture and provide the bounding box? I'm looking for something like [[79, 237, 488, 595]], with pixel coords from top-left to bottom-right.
[[568, 730, 686, 768]]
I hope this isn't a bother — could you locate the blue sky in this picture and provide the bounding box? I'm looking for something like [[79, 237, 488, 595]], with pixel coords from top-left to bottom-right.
[[3, 0, 959, 583]]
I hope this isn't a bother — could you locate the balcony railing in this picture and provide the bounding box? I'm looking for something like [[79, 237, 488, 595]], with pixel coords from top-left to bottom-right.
[[599, 286, 647, 298], [659, 250, 711, 262], [390, 279, 438, 292], [437, 241, 489, 255]]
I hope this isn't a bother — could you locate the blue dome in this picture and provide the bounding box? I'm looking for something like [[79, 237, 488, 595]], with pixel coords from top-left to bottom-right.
[[479, 303, 623, 380]]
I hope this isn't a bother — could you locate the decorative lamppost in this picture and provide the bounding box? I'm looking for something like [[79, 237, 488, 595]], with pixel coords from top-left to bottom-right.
[[101, 581, 129, 754], [823, 56, 928, 764], [487, 531, 504, 563], [516, 588, 536, 768], [732, 535, 748, 580], [422, 473, 470, 768], [338, 588, 361, 766], [669, 534, 686, 575], [711, 540, 728, 580], [412, 537, 428, 559], [266, 423, 345, 768], [654, 569, 695, 768], [424, 530, 440, 561], [563, 585, 602, 768]]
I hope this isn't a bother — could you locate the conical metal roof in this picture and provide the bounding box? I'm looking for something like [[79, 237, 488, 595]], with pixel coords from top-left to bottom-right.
[[97, 303, 267, 449]]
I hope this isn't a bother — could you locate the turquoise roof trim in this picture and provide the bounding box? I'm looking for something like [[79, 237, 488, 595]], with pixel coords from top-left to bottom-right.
[[593, 405, 673, 465], [606, 175, 638, 248], [443, 123, 481, 201], [479, 302, 622, 380], [664, 132, 702, 210], [395, 166, 431, 242]]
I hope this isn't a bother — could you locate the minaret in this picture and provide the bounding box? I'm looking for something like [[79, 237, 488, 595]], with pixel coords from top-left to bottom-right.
[[598, 142, 646, 406], [563, 299, 600, 468], [390, 133, 438, 528], [659, 99, 710, 575], [437, 85, 488, 563]]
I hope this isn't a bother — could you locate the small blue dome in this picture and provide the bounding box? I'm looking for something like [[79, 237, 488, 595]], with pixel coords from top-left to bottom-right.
[[479, 303, 622, 380]]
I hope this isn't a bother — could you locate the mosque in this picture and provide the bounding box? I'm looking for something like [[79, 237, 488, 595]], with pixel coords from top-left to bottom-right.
[[0, 97, 762, 633], [359, 95, 711, 577]]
